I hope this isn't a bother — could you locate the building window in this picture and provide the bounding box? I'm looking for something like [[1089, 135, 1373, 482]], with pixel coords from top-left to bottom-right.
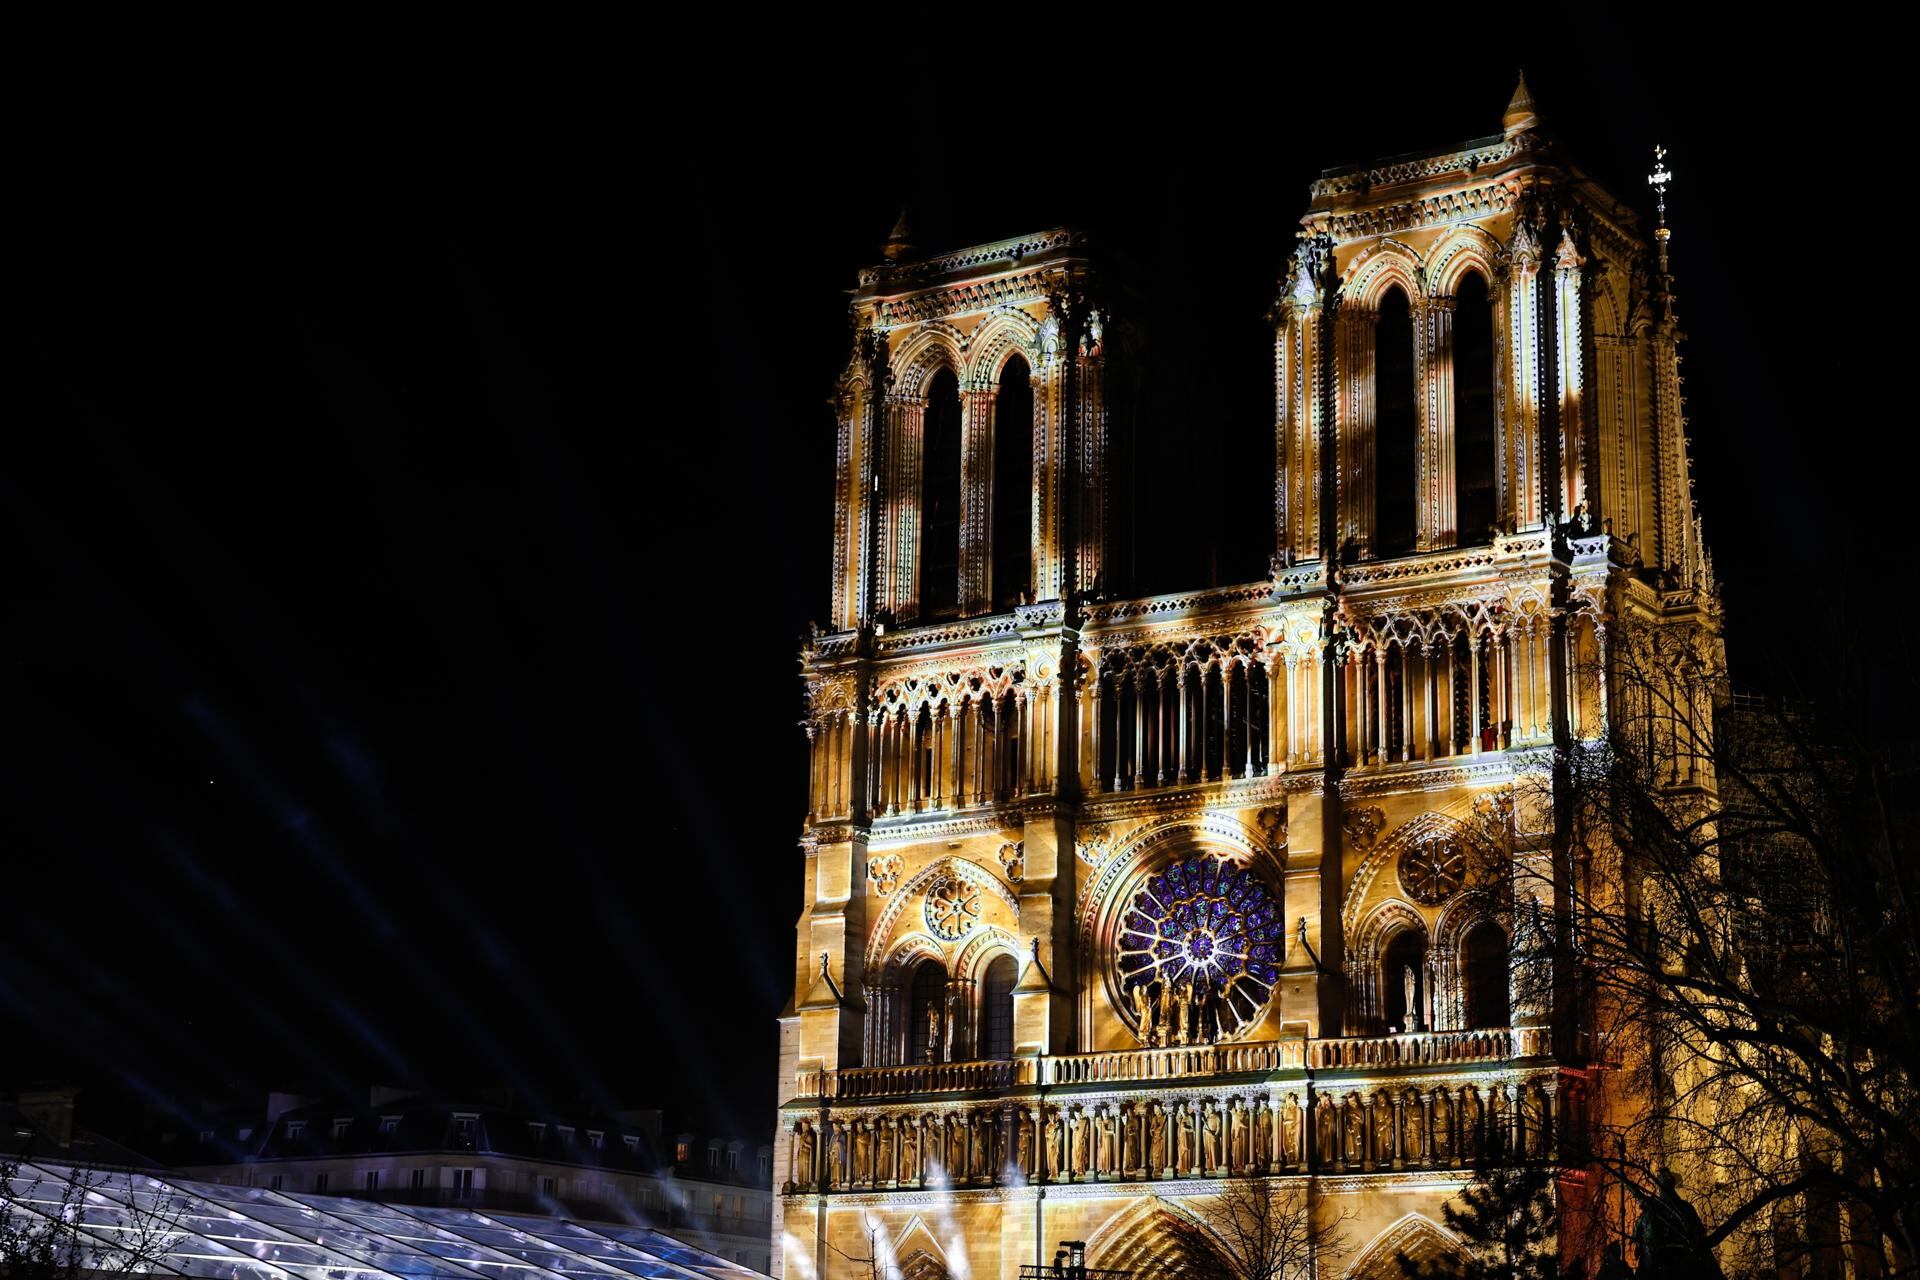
[[451, 1114, 477, 1149], [268, 1175, 282, 1192], [587, 1130, 604, 1150], [285, 1121, 306, 1141], [1374, 285, 1418, 558], [237, 1127, 254, 1142], [725, 1148, 738, 1173], [711, 1193, 724, 1217], [379, 1116, 401, 1136], [981, 953, 1018, 1060], [197, 1129, 214, 1144], [623, 1135, 640, 1153], [992, 353, 1034, 611], [1464, 921, 1511, 1029], [540, 1176, 557, 1197], [409, 1169, 427, 1192], [907, 959, 947, 1065], [363, 1171, 380, 1192], [332, 1118, 352, 1139], [758, 1153, 771, 1181], [919, 365, 964, 620], [675, 1140, 690, 1163], [1454, 271, 1498, 544], [527, 1122, 547, 1141], [314, 1173, 330, 1193], [452, 1169, 474, 1198]]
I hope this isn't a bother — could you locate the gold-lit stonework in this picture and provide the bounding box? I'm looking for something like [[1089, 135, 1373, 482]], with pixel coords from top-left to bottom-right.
[[779, 78, 1717, 1279]]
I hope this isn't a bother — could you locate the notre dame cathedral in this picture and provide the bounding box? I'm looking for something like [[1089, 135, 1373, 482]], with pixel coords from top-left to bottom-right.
[[780, 77, 1716, 1279]]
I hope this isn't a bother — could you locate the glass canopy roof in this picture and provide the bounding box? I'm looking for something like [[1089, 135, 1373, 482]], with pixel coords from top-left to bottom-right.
[[1, 1161, 768, 1280]]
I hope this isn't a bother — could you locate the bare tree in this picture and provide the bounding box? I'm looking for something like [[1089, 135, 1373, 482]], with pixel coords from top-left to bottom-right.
[[1163, 1178, 1350, 1280], [1498, 615, 1920, 1277], [0, 1149, 188, 1279]]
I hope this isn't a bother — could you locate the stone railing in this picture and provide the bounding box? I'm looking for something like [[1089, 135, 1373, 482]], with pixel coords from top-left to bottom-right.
[[797, 1058, 1019, 1101], [793, 1028, 1543, 1101], [1037, 1039, 1303, 1085], [1309, 1026, 1547, 1070]]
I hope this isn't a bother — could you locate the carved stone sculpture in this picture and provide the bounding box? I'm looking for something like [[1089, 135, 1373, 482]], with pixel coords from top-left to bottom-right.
[[1148, 1102, 1167, 1173]]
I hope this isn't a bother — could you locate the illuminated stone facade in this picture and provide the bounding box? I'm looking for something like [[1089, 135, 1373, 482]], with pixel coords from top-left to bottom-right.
[[781, 80, 1717, 1279]]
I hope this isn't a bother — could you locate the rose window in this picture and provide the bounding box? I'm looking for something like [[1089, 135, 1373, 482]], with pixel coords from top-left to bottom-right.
[[924, 873, 981, 941], [1398, 839, 1467, 905], [1116, 856, 1283, 1039]]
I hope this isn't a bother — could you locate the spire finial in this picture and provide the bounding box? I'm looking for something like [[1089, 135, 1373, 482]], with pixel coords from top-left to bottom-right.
[[1648, 144, 1676, 286], [1502, 70, 1541, 137], [881, 208, 914, 262]]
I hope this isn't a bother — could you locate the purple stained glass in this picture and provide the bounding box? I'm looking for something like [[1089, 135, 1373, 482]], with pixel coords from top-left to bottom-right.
[[1115, 854, 1283, 1039]]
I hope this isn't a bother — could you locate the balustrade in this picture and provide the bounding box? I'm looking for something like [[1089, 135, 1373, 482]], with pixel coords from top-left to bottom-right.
[[793, 1028, 1549, 1102]]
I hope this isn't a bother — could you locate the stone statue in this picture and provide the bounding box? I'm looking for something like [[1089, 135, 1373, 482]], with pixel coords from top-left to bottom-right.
[[1071, 1107, 1090, 1175], [1315, 1099, 1337, 1164], [1130, 982, 1155, 1045], [947, 1115, 965, 1175], [1631, 1169, 1723, 1279], [1156, 981, 1173, 1046], [1175, 1103, 1194, 1173], [1016, 1110, 1035, 1175], [1172, 979, 1192, 1046], [927, 1003, 943, 1063], [1432, 1091, 1453, 1161], [1342, 1098, 1364, 1165], [970, 1112, 990, 1179], [1282, 1095, 1301, 1167], [1122, 1104, 1141, 1174], [795, 1122, 816, 1189], [900, 1116, 919, 1183], [1228, 1097, 1248, 1171], [830, 1120, 849, 1188], [1404, 964, 1420, 1031], [1193, 980, 1213, 1043], [878, 1119, 895, 1184], [1147, 1102, 1166, 1173], [1099, 1107, 1119, 1175], [1202, 1101, 1223, 1172], [853, 1120, 871, 1185], [1043, 1109, 1062, 1180]]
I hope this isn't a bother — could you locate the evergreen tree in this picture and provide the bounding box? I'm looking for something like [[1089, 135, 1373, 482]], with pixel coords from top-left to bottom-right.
[[1397, 1162, 1560, 1280]]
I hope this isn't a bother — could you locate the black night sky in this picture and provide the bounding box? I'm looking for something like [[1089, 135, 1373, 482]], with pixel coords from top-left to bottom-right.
[[7, 41, 1907, 1148]]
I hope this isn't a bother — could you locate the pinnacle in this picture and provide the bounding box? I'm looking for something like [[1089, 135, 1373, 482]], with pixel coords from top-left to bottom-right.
[[881, 208, 914, 261], [1503, 70, 1541, 137]]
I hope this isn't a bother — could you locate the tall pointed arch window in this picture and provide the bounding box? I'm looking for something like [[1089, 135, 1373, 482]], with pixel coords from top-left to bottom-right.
[[980, 954, 1017, 1060], [1464, 921, 1510, 1029], [1455, 272, 1498, 544], [920, 367, 962, 619], [1374, 287, 1417, 558], [992, 355, 1032, 611]]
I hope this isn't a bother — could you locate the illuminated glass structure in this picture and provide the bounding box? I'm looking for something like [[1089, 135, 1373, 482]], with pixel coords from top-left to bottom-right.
[[0, 1160, 767, 1280]]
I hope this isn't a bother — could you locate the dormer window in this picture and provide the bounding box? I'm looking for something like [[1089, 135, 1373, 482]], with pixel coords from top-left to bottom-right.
[[527, 1122, 547, 1141], [379, 1116, 401, 1136], [452, 1114, 477, 1148], [622, 1135, 640, 1153], [332, 1118, 352, 1139], [285, 1121, 306, 1141], [587, 1130, 604, 1150], [557, 1126, 575, 1146]]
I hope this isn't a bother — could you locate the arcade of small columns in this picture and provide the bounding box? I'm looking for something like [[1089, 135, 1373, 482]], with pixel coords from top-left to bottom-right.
[[785, 1071, 1567, 1194], [804, 579, 1603, 824]]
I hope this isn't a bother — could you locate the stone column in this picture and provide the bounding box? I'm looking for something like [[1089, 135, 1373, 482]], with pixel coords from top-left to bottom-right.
[[1087, 665, 1105, 793]]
